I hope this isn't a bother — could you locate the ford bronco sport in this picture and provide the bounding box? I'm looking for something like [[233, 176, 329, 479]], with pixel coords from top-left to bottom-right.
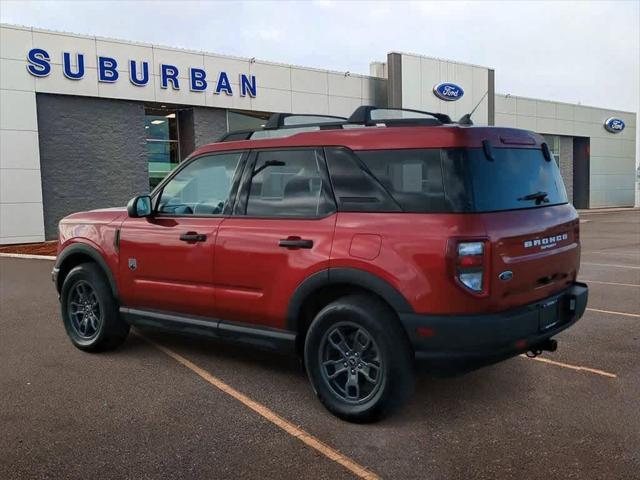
[[53, 106, 588, 422]]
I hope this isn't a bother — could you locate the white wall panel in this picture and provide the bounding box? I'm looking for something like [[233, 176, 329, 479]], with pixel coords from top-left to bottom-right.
[[0, 169, 43, 203], [0, 58, 36, 91], [292, 92, 329, 114], [35, 67, 100, 97], [249, 61, 291, 90], [1, 26, 33, 61], [0, 202, 44, 241], [0, 89, 38, 131], [328, 73, 361, 98], [0, 130, 40, 169], [291, 68, 328, 95]]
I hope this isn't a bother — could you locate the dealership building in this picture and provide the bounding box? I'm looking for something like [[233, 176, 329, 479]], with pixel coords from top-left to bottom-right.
[[0, 23, 637, 244]]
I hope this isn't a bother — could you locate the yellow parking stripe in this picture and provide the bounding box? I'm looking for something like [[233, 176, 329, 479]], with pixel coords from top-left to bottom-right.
[[135, 332, 381, 480], [587, 308, 640, 318], [519, 355, 617, 378]]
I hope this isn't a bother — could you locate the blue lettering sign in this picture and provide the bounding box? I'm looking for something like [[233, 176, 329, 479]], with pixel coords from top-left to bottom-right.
[[62, 52, 85, 80], [190, 68, 207, 92], [129, 60, 149, 86], [26, 48, 51, 77], [215, 72, 233, 95], [161, 64, 180, 90], [98, 56, 119, 83], [240, 74, 257, 97], [25, 49, 258, 98]]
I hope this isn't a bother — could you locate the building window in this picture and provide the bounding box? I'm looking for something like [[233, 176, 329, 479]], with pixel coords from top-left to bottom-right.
[[227, 109, 270, 132], [543, 134, 561, 165], [145, 108, 180, 189]]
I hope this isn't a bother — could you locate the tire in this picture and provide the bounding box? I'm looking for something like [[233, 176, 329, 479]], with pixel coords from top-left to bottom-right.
[[60, 262, 129, 352], [304, 294, 415, 422]]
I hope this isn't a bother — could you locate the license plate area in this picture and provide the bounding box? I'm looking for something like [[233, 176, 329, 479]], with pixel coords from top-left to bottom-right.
[[539, 298, 560, 331]]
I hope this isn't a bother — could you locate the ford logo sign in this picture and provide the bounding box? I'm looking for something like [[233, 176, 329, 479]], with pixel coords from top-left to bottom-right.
[[604, 117, 625, 133], [433, 82, 464, 101]]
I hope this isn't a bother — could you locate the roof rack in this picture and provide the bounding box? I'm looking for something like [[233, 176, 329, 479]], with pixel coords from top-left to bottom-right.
[[217, 106, 453, 142], [347, 106, 452, 126]]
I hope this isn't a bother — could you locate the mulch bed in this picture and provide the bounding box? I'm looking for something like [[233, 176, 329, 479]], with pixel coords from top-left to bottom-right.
[[0, 241, 58, 256]]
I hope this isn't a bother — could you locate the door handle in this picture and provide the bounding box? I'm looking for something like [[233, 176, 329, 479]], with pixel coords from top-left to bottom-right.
[[279, 237, 313, 249], [180, 232, 207, 242]]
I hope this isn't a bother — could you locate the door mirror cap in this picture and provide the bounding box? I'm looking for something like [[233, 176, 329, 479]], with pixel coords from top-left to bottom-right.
[[127, 195, 152, 218]]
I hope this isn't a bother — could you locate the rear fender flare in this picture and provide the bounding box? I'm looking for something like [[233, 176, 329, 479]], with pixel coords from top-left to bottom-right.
[[286, 268, 414, 332]]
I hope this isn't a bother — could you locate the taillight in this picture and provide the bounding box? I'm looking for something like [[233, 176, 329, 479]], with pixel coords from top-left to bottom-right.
[[450, 239, 490, 296]]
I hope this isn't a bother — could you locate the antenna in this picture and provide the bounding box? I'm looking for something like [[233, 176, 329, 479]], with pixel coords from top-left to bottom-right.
[[458, 90, 489, 125]]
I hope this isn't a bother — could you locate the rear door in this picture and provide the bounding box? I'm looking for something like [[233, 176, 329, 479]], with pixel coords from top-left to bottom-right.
[[213, 148, 336, 329], [118, 151, 246, 316], [465, 147, 580, 308]]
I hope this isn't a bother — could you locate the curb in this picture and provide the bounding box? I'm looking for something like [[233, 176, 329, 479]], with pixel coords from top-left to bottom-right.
[[0, 253, 56, 261]]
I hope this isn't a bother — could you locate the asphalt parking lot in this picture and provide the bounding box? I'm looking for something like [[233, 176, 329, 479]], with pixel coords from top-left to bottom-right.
[[1, 210, 639, 479]]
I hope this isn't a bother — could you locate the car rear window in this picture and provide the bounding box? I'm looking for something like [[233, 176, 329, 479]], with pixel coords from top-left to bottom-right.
[[331, 147, 568, 213], [465, 147, 568, 212]]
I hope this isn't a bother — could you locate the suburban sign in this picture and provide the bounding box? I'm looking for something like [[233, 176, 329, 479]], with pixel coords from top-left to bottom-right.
[[603, 117, 625, 134], [25, 48, 257, 97], [433, 82, 464, 101]]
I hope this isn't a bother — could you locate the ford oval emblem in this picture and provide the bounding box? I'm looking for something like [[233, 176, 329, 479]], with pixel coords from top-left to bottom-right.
[[433, 82, 464, 102], [604, 117, 625, 133], [498, 271, 513, 282]]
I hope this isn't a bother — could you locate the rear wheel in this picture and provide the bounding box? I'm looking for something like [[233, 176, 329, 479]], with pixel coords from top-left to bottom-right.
[[304, 294, 415, 422], [60, 263, 129, 351]]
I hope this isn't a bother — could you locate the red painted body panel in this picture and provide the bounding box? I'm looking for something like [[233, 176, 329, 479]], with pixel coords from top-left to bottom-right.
[[118, 216, 222, 316], [213, 215, 336, 328]]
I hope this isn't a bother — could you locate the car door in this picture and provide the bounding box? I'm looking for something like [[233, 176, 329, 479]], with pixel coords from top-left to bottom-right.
[[118, 151, 246, 317], [214, 148, 337, 329]]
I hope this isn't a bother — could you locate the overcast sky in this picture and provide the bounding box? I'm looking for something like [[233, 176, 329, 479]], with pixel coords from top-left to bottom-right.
[[1, 0, 638, 113]]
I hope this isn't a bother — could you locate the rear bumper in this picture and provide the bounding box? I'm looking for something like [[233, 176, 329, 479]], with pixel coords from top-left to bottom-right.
[[400, 282, 588, 361]]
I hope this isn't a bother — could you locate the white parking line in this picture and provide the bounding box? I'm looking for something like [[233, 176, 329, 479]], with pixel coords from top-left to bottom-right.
[[519, 355, 617, 378], [587, 308, 640, 318], [582, 262, 640, 270]]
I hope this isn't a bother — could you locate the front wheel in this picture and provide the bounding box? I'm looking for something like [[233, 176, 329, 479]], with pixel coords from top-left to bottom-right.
[[60, 262, 129, 351], [304, 295, 415, 422]]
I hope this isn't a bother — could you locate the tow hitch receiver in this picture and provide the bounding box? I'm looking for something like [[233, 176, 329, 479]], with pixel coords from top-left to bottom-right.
[[526, 339, 558, 358]]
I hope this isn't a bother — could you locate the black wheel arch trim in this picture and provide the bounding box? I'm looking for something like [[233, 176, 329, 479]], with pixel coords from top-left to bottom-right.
[[54, 243, 118, 298], [286, 267, 414, 332]]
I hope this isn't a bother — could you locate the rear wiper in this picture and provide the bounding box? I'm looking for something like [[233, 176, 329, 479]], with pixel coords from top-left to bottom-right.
[[518, 191, 549, 204]]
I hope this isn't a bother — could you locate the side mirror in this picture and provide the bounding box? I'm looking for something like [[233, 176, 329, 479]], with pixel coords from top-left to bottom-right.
[[127, 195, 152, 218]]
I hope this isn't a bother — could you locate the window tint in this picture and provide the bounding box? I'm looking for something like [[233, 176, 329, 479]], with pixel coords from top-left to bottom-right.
[[356, 149, 447, 212], [466, 147, 568, 212], [324, 148, 401, 213], [246, 150, 334, 217], [157, 152, 243, 215]]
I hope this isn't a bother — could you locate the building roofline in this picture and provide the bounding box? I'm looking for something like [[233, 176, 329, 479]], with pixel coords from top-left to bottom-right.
[[496, 91, 637, 116], [0, 22, 381, 80], [388, 50, 494, 71]]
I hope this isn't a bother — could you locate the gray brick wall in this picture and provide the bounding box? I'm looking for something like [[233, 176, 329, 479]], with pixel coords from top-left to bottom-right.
[[559, 136, 574, 203], [193, 107, 227, 149], [37, 94, 147, 240]]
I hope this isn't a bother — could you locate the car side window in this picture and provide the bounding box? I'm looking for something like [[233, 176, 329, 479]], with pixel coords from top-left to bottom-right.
[[157, 152, 243, 216], [245, 149, 335, 218]]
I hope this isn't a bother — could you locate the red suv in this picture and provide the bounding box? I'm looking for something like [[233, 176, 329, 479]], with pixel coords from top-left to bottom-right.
[[53, 107, 588, 422]]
